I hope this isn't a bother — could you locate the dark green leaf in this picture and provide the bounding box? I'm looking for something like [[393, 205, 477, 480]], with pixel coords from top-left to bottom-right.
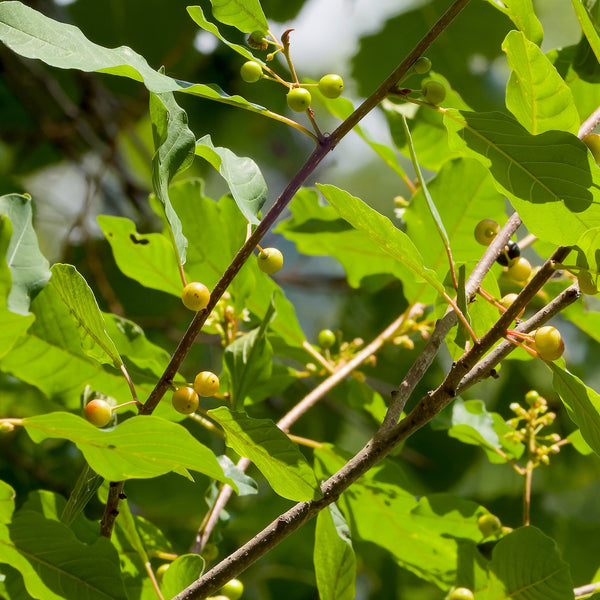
[[150, 91, 195, 265], [445, 109, 600, 245], [224, 296, 275, 408], [0, 193, 50, 315], [483, 526, 574, 599], [1, 510, 127, 600], [209, 406, 322, 501]]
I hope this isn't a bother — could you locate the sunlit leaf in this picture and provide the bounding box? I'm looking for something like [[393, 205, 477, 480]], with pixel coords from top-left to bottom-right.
[[483, 0, 543, 45], [203, 0, 268, 34], [503, 30, 579, 134], [23, 413, 237, 487], [551, 364, 600, 457], [209, 406, 322, 501], [160, 554, 205, 599], [50, 264, 122, 367]]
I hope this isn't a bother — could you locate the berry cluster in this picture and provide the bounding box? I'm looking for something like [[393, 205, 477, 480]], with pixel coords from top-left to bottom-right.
[[239, 31, 344, 116], [171, 371, 221, 415]]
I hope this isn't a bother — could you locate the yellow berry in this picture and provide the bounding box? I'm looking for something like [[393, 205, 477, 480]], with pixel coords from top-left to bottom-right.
[[84, 399, 112, 428], [506, 257, 532, 282], [534, 326, 564, 361], [172, 386, 199, 414], [257, 247, 283, 274], [194, 371, 220, 397], [182, 282, 210, 312]]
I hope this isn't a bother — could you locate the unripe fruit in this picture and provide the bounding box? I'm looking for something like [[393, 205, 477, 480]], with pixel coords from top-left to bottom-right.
[[496, 240, 520, 266], [318, 74, 344, 99], [477, 513, 502, 537], [449, 588, 474, 600], [507, 257, 532, 282], [156, 563, 170, 582], [318, 329, 336, 349], [286, 87, 311, 112], [194, 371, 220, 397], [219, 578, 244, 600], [248, 31, 268, 51], [474, 219, 500, 246], [84, 399, 112, 428], [257, 247, 283, 274], [524, 390, 540, 406], [499, 293, 525, 318], [583, 134, 600, 164], [182, 282, 211, 312], [413, 56, 432, 74], [578, 270, 598, 295], [240, 61, 263, 83], [422, 80, 446, 104], [172, 386, 199, 414], [534, 326, 564, 361]]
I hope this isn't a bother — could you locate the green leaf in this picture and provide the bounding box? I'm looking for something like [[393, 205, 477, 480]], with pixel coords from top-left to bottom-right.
[[314, 503, 356, 600], [150, 91, 195, 265], [0, 2, 267, 112], [0, 215, 35, 358], [503, 30, 579, 134], [0, 282, 155, 409], [217, 455, 258, 496], [224, 296, 275, 408], [50, 264, 122, 367], [316, 183, 445, 295], [572, 0, 600, 65], [23, 412, 237, 487], [97, 215, 182, 296], [315, 447, 484, 589], [203, 0, 268, 34], [483, 0, 543, 45], [551, 364, 600, 457], [195, 134, 267, 224], [208, 406, 322, 502], [160, 554, 205, 599], [0, 480, 15, 524], [382, 73, 471, 172], [0, 510, 127, 600], [187, 6, 263, 63], [482, 526, 574, 599], [0, 193, 50, 315], [103, 313, 174, 380], [60, 465, 103, 527], [445, 109, 600, 246]]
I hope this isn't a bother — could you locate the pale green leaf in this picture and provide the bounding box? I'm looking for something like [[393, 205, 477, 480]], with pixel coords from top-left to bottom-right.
[[23, 413, 237, 487], [0, 2, 267, 112], [209, 406, 322, 501], [314, 503, 356, 600], [551, 364, 600, 457], [50, 264, 122, 367], [0, 193, 50, 315], [483, 0, 543, 45], [482, 527, 574, 599], [204, 0, 268, 34], [503, 30, 579, 134], [195, 134, 267, 224], [316, 183, 445, 294], [445, 109, 600, 246], [571, 0, 600, 65], [0, 481, 15, 525], [187, 6, 263, 63], [150, 91, 195, 265], [160, 554, 205, 599], [97, 215, 182, 296]]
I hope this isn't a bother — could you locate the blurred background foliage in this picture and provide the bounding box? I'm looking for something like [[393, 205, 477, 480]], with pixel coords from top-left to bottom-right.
[[1, 1, 600, 599]]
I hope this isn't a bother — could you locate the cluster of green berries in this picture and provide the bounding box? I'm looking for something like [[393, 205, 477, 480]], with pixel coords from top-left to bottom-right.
[[506, 391, 562, 466], [171, 371, 221, 415], [240, 58, 344, 112]]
